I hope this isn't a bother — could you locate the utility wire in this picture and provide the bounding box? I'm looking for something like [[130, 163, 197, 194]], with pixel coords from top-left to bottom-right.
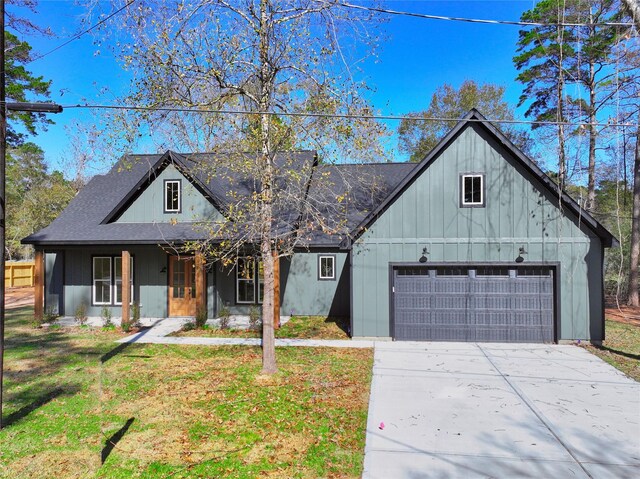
[[63, 103, 638, 128], [334, 1, 635, 27], [27, 0, 137, 64]]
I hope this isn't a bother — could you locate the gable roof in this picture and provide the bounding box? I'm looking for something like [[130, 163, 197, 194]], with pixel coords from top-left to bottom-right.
[[341, 109, 618, 248], [22, 150, 319, 245]]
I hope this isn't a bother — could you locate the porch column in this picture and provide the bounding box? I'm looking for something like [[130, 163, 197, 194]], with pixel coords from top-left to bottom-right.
[[195, 252, 206, 314], [121, 250, 130, 323], [34, 250, 44, 320], [273, 252, 280, 329]]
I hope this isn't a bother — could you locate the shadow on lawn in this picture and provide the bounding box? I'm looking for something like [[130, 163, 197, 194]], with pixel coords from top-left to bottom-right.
[[3, 384, 81, 427], [324, 316, 350, 337], [594, 345, 640, 361], [102, 417, 135, 464]]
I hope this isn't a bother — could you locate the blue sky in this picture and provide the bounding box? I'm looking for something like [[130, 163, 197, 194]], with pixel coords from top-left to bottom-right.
[[17, 0, 536, 172]]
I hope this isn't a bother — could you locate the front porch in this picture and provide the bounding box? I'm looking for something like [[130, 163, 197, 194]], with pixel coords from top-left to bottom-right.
[[34, 245, 284, 325]]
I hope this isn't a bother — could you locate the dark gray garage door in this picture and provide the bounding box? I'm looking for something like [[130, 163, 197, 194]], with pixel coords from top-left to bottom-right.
[[393, 266, 555, 342]]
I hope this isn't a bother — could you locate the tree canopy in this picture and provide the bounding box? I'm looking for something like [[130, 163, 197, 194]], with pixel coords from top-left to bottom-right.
[[6, 143, 76, 259], [398, 80, 533, 162], [103, 0, 387, 373]]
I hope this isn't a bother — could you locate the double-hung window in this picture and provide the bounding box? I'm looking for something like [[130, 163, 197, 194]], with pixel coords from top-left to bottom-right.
[[93, 257, 112, 305], [164, 179, 181, 213], [460, 173, 485, 207], [93, 256, 134, 305], [236, 257, 264, 304]]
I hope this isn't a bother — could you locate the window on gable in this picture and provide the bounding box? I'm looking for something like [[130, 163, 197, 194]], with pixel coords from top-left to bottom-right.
[[460, 174, 484, 207], [164, 180, 181, 213], [318, 255, 336, 280]]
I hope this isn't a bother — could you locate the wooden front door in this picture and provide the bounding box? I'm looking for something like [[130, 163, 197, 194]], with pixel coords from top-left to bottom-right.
[[168, 256, 196, 317]]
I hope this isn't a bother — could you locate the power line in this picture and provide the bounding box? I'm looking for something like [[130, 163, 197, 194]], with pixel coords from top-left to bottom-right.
[[63, 103, 638, 128], [335, 1, 635, 28], [27, 0, 137, 64]]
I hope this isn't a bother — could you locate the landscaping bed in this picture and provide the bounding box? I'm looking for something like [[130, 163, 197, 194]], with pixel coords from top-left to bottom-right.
[[584, 319, 640, 382], [0, 306, 372, 478], [174, 315, 351, 340]]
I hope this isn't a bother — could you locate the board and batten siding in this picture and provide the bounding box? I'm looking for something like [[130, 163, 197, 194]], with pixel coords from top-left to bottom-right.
[[115, 164, 224, 223], [352, 123, 603, 341], [210, 251, 349, 317], [62, 246, 169, 318]]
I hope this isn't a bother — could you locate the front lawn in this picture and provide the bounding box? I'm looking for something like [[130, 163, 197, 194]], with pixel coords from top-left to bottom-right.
[[585, 319, 640, 382], [175, 315, 350, 340], [0, 307, 372, 478]]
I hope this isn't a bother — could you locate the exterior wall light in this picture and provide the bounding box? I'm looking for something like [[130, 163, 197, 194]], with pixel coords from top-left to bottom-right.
[[419, 247, 429, 263], [516, 246, 527, 263]]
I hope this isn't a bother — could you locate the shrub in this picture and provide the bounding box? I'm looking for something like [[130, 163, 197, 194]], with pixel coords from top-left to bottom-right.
[[74, 303, 88, 326], [218, 304, 231, 330], [101, 306, 113, 328], [44, 306, 59, 324], [121, 315, 133, 333], [248, 306, 262, 331], [182, 320, 196, 331], [195, 306, 208, 329]]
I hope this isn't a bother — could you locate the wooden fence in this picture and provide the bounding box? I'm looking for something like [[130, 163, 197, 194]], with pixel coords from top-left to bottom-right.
[[4, 261, 35, 288]]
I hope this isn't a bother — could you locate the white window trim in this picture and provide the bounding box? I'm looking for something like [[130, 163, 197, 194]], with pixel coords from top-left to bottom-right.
[[318, 255, 336, 280], [236, 257, 256, 304], [114, 256, 135, 306], [164, 179, 181, 213], [461, 174, 484, 207], [93, 256, 112, 305]]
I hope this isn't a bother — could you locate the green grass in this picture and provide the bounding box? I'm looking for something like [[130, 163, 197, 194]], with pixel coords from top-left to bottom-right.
[[175, 315, 351, 340], [0, 307, 372, 478], [585, 319, 640, 382]]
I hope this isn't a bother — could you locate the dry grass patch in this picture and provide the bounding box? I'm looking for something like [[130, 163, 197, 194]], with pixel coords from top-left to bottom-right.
[[585, 319, 640, 381], [1, 307, 372, 478]]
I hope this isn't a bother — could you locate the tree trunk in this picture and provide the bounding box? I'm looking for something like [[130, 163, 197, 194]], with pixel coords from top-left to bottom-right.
[[628, 122, 640, 307], [557, 24, 567, 190], [259, 0, 277, 374], [587, 59, 597, 212]]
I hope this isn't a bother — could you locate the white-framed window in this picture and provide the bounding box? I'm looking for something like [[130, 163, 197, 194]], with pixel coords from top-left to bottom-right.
[[114, 256, 135, 305], [164, 179, 181, 213], [460, 174, 485, 207], [93, 255, 135, 305], [236, 257, 256, 303], [93, 257, 112, 305], [236, 257, 264, 304], [318, 255, 336, 280]]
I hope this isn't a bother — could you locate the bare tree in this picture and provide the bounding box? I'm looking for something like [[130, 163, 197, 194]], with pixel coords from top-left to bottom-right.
[[97, 0, 387, 373]]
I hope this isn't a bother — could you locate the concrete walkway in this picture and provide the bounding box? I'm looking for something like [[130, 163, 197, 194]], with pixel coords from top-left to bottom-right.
[[116, 317, 374, 348], [363, 341, 640, 478]]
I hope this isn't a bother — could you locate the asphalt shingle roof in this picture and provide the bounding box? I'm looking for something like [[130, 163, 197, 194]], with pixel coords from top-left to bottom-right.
[[23, 150, 414, 246]]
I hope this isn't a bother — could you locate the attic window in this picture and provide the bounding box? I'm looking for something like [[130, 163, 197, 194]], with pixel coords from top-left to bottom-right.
[[460, 174, 484, 207], [164, 180, 181, 213]]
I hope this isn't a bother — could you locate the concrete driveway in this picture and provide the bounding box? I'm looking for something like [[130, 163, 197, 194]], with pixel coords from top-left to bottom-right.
[[363, 342, 640, 478]]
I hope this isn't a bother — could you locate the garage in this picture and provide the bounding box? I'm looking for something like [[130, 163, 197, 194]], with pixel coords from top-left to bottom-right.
[[392, 264, 556, 342]]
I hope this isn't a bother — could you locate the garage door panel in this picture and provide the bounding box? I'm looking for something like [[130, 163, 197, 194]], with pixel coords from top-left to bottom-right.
[[393, 266, 555, 343]]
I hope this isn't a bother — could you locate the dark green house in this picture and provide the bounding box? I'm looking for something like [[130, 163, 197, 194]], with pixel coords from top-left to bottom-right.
[[24, 110, 616, 342]]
